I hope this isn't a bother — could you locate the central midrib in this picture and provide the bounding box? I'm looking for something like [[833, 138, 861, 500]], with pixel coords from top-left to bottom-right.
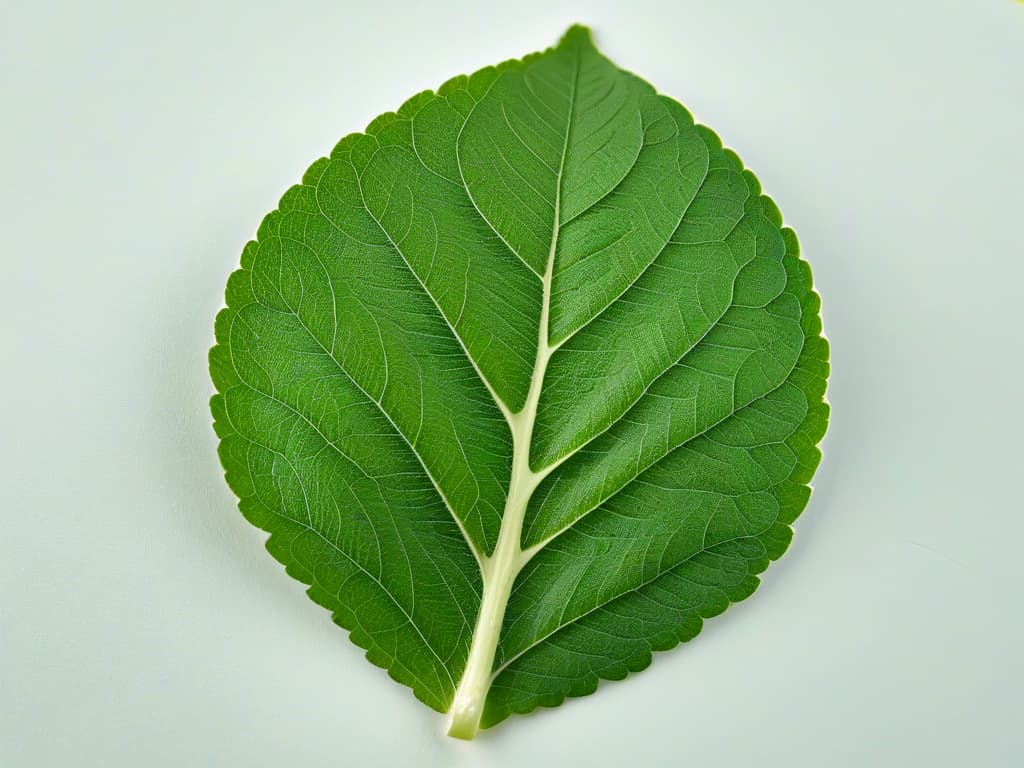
[[445, 48, 581, 739]]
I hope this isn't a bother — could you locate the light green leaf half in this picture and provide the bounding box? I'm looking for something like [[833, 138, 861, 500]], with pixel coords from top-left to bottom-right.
[[209, 24, 829, 739]]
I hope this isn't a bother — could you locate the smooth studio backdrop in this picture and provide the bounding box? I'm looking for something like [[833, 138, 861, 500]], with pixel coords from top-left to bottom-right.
[[2, 1, 1022, 765]]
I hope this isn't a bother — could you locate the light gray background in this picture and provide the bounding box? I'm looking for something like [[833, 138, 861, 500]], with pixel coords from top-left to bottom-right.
[[3, 1, 1022, 765]]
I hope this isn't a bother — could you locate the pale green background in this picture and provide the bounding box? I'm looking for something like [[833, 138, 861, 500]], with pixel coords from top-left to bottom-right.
[[2, 1, 1022, 765]]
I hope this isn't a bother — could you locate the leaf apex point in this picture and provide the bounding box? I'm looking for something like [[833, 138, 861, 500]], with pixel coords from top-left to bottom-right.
[[560, 24, 595, 49]]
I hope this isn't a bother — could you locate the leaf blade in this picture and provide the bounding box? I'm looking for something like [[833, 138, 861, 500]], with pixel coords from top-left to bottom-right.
[[209, 24, 830, 736]]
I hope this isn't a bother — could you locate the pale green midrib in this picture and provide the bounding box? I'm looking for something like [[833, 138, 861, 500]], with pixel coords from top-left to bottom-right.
[[446, 45, 581, 738]]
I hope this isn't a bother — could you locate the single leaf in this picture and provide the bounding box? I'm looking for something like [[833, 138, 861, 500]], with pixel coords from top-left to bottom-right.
[[210, 24, 830, 739]]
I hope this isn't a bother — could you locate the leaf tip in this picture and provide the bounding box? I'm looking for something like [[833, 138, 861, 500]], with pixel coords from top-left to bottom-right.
[[559, 24, 595, 50]]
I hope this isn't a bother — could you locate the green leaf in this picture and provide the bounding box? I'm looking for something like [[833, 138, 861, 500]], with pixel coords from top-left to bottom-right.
[[209, 24, 829, 739]]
